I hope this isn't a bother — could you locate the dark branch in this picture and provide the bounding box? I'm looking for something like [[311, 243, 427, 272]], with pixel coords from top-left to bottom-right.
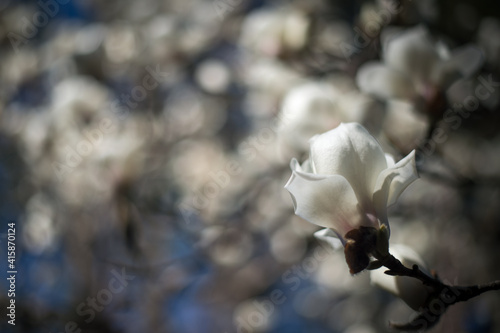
[[377, 254, 500, 331], [379, 254, 444, 290]]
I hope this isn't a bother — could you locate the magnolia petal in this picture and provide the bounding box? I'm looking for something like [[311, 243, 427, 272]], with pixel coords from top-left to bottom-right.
[[314, 228, 344, 248], [372, 151, 418, 227], [301, 159, 313, 173], [356, 62, 416, 101], [290, 157, 314, 173], [290, 158, 300, 170], [284, 170, 366, 236], [381, 150, 419, 207], [385, 154, 395, 167], [310, 123, 388, 210]]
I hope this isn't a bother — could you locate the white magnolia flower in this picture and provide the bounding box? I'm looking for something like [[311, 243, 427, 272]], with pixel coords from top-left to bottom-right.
[[284, 123, 418, 251], [370, 244, 432, 311], [356, 25, 483, 112]]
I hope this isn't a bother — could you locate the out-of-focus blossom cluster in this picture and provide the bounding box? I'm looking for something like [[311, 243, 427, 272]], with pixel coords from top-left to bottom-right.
[[0, 0, 500, 332]]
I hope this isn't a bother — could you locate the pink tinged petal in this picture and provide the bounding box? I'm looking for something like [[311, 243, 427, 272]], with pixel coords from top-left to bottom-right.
[[310, 123, 388, 210], [372, 150, 419, 228], [384, 26, 440, 89], [314, 228, 344, 248], [356, 62, 416, 101], [284, 170, 369, 236]]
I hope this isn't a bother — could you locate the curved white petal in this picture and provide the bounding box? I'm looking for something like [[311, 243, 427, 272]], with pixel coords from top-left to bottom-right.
[[384, 26, 440, 88], [314, 228, 344, 249], [379, 150, 419, 207], [309, 123, 388, 210], [284, 170, 369, 236], [385, 154, 395, 167], [356, 62, 416, 101], [372, 150, 419, 227], [290, 157, 314, 173]]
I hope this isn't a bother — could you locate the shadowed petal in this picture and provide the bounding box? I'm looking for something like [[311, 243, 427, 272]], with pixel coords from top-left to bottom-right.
[[372, 150, 419, 227], [284, 170, 367, 236], [314, 228, 345, 248]]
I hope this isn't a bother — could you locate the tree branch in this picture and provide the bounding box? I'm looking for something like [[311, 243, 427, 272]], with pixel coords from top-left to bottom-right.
[[378, 254, 500, 331]]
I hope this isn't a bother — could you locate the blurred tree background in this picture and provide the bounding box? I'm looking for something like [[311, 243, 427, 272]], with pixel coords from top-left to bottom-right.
[[0, 0, 500, 332]]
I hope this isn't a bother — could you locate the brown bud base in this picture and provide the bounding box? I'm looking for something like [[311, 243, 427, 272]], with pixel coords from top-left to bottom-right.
[[344, 226, 379, 274]]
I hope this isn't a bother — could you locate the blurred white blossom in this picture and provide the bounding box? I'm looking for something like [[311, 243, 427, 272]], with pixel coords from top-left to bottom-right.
[[357, 25, 483, 112], [240, 7, 310, 57], [277, 77, 384, 156], [356, 25, 483, 150], [278, 82, 342, 153]]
